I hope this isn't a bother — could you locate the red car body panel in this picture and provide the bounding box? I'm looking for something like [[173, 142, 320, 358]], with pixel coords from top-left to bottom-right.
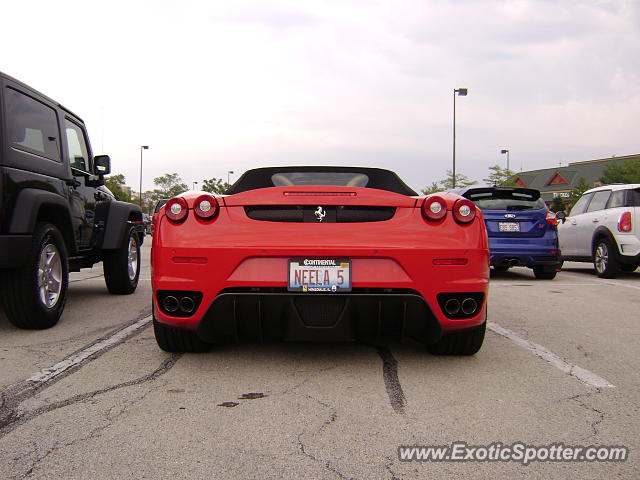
[[151, 185, 489, 341]]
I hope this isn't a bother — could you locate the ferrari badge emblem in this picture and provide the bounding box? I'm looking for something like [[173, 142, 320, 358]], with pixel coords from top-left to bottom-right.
[[315, 206, 326, 222]]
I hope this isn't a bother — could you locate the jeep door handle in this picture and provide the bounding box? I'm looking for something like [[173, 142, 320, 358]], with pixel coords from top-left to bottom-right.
[[65, 178, 81, 188], [592, 219, 599, 223]]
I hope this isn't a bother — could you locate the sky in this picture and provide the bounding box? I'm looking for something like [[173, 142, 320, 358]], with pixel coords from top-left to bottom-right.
[[2, 0, 639, 193]]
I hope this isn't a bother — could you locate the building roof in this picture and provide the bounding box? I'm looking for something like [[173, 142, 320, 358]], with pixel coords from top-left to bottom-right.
[[511, 154, 640, 200]]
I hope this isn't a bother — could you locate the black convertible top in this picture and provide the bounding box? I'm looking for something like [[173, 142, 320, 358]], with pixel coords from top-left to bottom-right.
[[225, 166, 418, 196]]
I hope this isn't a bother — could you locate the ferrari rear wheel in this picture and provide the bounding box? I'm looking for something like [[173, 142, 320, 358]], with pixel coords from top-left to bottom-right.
[[428, 322, 486, 356], [153, 318, 210, 353]]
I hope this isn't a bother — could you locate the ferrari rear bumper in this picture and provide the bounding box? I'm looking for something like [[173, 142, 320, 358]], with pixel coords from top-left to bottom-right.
[[194, 290, 443, 344]]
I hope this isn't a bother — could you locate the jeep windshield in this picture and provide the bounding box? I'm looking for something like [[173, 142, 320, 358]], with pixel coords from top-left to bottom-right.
[[225, 166, 418, 196], [463, 188, 546, 211]]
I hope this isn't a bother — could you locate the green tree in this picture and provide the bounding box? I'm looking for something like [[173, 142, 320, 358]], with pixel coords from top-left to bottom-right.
[[153, 173, 188, 198], [441, 170, 476, 190], [567, 177, 591, 211], [421, 170, 476, 194], [600, 159, 640, 184], [483, 164, 517, 187], [201, 177, 231, 194], [549, 195, 565, 213], [420, 181, 443, 195], [104, 173, 132, 202]]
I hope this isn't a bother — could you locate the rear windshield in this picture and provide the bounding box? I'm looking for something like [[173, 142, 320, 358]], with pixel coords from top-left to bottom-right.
[[271, 172, 369, 188], [226, 167, 418, 195], [465, 189, 546, 211]]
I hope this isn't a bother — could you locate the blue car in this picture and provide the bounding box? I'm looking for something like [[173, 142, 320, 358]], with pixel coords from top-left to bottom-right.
[[459, 187, 561, 279]]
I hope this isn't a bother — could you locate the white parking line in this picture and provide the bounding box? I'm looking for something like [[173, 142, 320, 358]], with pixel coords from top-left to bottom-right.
[[559, 270, 640, 290], [488, 322, 615, 389], [27, 315, 153, 384]]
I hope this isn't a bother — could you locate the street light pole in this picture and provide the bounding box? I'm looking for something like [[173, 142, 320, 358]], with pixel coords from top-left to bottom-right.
[[501, 149, 510, 171], [139, 145, 149, 209], [452, 88, 468, 189], [227, 170, 234, 185]]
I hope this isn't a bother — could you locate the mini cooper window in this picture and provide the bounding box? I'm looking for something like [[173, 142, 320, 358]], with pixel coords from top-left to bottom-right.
[[5, 87, 60, 161], [607, 190, 626, 209], [586, 190, 611, 213], [569, 193, 593, 216]]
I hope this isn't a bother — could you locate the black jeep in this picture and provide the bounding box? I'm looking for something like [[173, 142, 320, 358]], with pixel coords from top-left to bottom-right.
[[0, 72, 144, 329]]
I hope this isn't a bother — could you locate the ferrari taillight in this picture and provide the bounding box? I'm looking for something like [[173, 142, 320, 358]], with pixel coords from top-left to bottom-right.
[[618, 211, 632, 232], [165, 198, 188, 222], [546, 211, 558, 226], [194, 194, 219, 220], [452, 199, 476, 224], [422, 196, 447, 221]]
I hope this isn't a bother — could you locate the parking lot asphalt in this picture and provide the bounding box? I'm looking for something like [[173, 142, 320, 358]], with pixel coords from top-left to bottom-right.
[[0, 243, 638, 479]]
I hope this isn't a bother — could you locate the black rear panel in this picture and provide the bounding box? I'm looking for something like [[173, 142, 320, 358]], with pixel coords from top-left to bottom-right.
[[196, 288, 442, 344], [244, 205, 396, 223]]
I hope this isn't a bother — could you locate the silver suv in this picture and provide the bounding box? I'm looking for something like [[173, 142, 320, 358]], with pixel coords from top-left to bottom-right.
[[558, 184, 640, 277]]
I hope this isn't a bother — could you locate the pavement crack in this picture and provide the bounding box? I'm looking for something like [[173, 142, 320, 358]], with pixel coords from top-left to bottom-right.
[[280, 364, 338, 396], [384, 455, 407, 480], [0, 354, 181, 439], [565, 389, 606, 439], [297, 431, 350, 480], [296, 395, 348, 479]]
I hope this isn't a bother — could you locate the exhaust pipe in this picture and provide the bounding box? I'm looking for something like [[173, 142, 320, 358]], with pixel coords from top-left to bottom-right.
[[163, 296, 179, 313], [461, 298, 478, 315], [179, 296, 196, 314], [444, 298, 461, 316]]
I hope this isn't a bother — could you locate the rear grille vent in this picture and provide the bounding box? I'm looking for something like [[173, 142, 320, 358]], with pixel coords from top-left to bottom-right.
[[244, 205, 396, 223]]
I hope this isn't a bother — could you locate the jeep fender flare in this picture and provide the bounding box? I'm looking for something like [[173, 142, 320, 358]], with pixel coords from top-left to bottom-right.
[[591, 226, 619, 259], [8, 188, 77, 254], [101, 201, 143, 250]]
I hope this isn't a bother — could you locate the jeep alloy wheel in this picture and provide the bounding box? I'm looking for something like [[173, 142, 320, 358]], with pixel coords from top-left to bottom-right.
[[38, 243, 63, 308]]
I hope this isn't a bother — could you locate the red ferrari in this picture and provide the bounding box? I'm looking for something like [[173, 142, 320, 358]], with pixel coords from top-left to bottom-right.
[[151, 167, 489, 354]]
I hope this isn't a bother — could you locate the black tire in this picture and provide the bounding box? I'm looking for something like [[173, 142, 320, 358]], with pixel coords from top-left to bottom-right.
[[492, 265, 510, 273], [533, 266, 557, 280], [620, 264, 638, 272], [0, 222, 69, 329], [153, 318, 210, 353], [103, 226, 140, 294], [428, 322, 486, 355], [593, 238, 620, 279]]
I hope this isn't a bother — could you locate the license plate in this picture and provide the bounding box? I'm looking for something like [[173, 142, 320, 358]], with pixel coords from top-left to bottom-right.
[[498, 222, 520, 232], [288, 258, 351, 292]]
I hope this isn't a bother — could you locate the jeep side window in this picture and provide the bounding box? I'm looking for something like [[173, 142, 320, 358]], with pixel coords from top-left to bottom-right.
[[64, 119, 90, 172], [5, 87, 60, 161], [569, 193, 593, 216], [585, 190, 611, 213]]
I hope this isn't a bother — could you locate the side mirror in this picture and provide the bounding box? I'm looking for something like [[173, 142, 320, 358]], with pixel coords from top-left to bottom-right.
[[555, 211, 566, 222], [94, 155, 111, 175]]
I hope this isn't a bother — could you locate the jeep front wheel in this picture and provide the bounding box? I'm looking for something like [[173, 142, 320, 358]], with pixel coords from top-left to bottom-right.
[[103, 226, 140, 294], [1, 222, 69, 329]]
